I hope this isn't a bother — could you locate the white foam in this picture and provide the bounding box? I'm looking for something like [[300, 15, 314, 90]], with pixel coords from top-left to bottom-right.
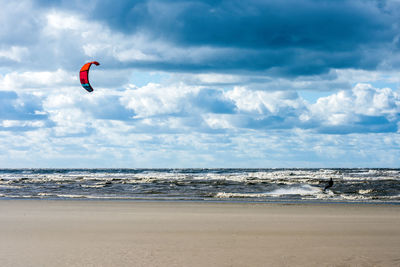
[[266, 185, 321, 196], [340, 194, 370, 201], [80, 184, 106, 188], [359, 189, 373, 194], [215, 185, 322, 199], [215, 192, 269, 198], [38, 193, 88, 198], [0, 185, 20, 189]]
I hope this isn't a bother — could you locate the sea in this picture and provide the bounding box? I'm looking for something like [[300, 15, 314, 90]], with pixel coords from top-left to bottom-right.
[[0, 168, 399, 204]]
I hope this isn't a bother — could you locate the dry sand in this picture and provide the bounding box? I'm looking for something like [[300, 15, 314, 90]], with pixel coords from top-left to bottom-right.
[[0, 200, 399, 266]]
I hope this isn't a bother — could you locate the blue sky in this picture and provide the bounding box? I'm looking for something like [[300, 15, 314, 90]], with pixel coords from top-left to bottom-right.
[[0, 0, 400, 168]]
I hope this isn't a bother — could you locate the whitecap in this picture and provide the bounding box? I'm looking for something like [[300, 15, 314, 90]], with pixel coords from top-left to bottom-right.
[[266, 185, 321, 196], [359, 189, 373, 194], [214, 192, 269, 198]]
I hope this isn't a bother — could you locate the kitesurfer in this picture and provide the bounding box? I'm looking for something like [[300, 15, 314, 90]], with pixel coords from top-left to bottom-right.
[[323, 178, 334, 191]]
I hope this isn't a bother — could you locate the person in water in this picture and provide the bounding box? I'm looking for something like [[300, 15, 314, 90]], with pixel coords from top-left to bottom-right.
[[323, 178, 334, 191]]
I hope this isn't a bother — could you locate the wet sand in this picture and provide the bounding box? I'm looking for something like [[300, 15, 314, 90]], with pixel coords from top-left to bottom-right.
[[0, 200, 399, 266]]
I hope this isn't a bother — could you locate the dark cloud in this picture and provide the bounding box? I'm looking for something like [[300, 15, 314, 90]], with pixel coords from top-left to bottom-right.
[[79, 0, 398, 76], [173, 1, 388, 50], [8, 0, 395, 77], [85, 0, 390, 48]]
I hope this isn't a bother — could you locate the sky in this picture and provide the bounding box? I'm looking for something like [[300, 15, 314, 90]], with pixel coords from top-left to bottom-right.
[[0, 0, 400, 168]]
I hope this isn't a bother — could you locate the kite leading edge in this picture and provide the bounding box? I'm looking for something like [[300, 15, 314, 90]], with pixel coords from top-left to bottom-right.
[[79, 61, 100, 92]]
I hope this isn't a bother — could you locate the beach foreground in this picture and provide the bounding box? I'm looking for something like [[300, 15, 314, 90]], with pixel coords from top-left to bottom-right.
[[0, 201, 399, 266]]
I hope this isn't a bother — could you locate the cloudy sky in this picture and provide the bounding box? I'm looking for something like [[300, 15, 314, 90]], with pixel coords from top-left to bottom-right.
[[1, 0, 400, 168]]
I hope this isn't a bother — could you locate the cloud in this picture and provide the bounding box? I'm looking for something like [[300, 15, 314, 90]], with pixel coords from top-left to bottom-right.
[[1, 0, 400, 167], [120, 82, 195, 118], [72, 0, 399, 76], [0, 91, 46, 132], [1, 78, 399, 167], [0, 69, 76, 91], [3, 0, 397, 77], [120, 82, 235, 119], [88, 0, 392, 48], [19, 78, 399, 136], [2, 125, 399, 167], [41, 80, 394, 135], [0, 1, 41, 47], [0, 46, 29, 63], [310, 83, 400, 133]]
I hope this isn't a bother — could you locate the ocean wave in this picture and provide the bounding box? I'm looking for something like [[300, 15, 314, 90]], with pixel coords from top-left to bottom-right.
[[1, 168, 398, 184], [0, 168, 399, 203]]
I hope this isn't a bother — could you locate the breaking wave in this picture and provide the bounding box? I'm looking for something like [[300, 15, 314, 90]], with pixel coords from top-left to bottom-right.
[[0, 168, 399, 203]]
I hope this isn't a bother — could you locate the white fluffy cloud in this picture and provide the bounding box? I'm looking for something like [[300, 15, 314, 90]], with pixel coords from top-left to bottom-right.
[[120, 82, 200, 118], [226, 86, 306, 115], [310, 83, 400, 131], [1, 64, 399, 167], [0, 69, 75, 91]]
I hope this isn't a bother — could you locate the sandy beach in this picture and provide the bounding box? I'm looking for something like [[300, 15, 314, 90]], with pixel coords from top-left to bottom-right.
[[0, 201, 399, 267]]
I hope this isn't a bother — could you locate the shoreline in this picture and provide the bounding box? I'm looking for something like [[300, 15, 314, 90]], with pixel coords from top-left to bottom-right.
[[1, 200, 399, 266], [1, 197, 400, 205]]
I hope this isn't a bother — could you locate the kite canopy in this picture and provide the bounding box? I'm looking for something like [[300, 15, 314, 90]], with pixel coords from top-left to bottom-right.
[[79, 61, 100, 92]]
